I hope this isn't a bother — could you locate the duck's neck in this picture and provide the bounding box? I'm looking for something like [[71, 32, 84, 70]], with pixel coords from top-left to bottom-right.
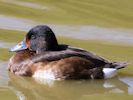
[[36, 44, 60, 54], [47, 36, 59, 51]]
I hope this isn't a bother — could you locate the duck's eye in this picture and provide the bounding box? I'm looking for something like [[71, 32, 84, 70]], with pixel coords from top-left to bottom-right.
[[31, 35, 36, 39]]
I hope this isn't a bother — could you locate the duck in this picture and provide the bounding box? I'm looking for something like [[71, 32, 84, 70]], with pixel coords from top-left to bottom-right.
[[8, 25, 128, 80]]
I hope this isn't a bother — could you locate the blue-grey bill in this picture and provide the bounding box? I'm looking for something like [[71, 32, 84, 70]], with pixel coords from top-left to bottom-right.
[[10, 41, 27, 52]]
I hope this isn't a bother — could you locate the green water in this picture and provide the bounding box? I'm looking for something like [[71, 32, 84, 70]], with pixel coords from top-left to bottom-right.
[[3, 73, 133, 100], [0, 0, 133, 100], [0, 0, 133, 28]]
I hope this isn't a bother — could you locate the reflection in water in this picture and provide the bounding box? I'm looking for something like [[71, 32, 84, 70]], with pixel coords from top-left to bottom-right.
[[0, 61, 133, 100], [9, 86, 26, 100], [8, 73, 133, 100], [119, 77, 133, 95]]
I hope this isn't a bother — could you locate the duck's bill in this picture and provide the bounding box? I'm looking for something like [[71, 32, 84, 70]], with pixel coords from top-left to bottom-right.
[[10, 41, 27, 52]]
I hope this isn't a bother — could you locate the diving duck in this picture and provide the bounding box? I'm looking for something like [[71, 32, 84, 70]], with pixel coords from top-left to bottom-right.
[[8, 25, 128, 80]]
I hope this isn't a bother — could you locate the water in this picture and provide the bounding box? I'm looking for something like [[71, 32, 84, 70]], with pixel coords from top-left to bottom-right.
[[0, 15, 133, 45], [0, 0, 133, 100], [1, 0, 48, 10], [0, 41, 15, 49]]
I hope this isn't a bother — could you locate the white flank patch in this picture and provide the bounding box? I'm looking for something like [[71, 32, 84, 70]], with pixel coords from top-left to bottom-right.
[[32, 69, 56, 80], [103, 68, 117, 79]]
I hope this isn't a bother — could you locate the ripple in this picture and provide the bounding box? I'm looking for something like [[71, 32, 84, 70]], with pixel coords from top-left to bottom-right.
[[1, 0, 48, 10], [119, 76, 133, 95], [0, 15, 133, 45], [0, 41, 15, 49], [0, 15, 35, 31], [0, 61, 9, 86]]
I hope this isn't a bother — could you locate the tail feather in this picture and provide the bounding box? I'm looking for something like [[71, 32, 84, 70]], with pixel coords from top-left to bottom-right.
[[111, 62, 129, 69], [103, 62, 129, 79]]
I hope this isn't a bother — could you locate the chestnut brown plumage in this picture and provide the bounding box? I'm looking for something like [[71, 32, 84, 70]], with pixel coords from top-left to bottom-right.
[[8, 25, 128, 79]]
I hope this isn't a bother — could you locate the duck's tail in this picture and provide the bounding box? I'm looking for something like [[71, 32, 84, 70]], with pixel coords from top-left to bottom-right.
[[103, 62, 129, 79], [111, 61, 129, 70], [104, 61, 129, 70]]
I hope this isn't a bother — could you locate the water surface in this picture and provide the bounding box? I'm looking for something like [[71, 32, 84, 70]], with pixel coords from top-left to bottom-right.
[[0, 0, 133, 100], [0, 15, 133, 45]]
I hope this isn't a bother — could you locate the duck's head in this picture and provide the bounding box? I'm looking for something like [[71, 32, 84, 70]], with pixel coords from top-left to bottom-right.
[[10, 25, 59, 54]]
